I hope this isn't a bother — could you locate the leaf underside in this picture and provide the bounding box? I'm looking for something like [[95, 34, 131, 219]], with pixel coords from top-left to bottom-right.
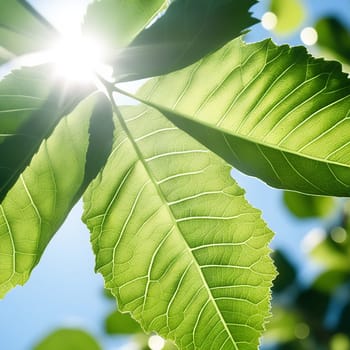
[[131, 38, 350, 196], [0, 66, 94, 202], [83, 105, 275, 350], [114, 0, 258, 81], [82, 0, 167, 58], [0, 0, 57, 58], [0, 93, 113, 298]]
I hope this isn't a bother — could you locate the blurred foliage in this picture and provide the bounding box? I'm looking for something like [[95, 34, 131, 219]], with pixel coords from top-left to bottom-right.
[[33, 329, 101, 350], [269, 0, 305, 35], [315, 16, 350, 66], [283, 191, 336, 219], [265, 200, 350, 349], [103, 304, 178, 349], [105, 310, 143, 335]]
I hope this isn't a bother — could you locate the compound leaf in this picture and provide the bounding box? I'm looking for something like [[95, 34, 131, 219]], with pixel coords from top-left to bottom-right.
[[83, 105, 275, 350], [128, 38, 350, 196], [0, 92, 113, 298]]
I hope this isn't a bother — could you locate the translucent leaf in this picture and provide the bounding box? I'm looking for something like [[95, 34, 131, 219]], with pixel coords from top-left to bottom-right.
[[0, 0, 57, 58], [83, 105, 275, 350], [128, 38, 350, 196], [283, 191, 335, 219], [82, 0, 167, 58], [114, 0, 258, 81], [0, 93, 113, 298], [33, 328, 101, 350], [0, 66, 92, 201]]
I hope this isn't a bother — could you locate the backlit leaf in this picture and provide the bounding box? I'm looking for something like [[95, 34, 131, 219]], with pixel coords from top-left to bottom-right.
[[0, 0, 57, 58], [0, 65, 92, 201], [283, 191, 335, 219], [114, 0, 258, 81], [82, 0, 167, 59], [83, 105, 275, 350], [128, 38, 350, 196], [0, 93, 113, 298]]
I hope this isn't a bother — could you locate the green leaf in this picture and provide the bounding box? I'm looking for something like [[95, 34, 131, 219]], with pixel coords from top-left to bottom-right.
[[315, 17, 350, 66], [270, 0, 305, 35], [0, 0, 57, 58], [105, 310, 143, 335], [311, 235, 350, 271], [0, 47, 15, 66], [272, 250, 296, 293], [0, 92, 113, 298], [82, 0, 167, 59], [0, 65, 92, 201], [127, 38, 350, 196], [264, 307, 300, 344], [312, 270, 349, 293], [283, 191, 335, 219], [83, 105, 275, 350], [330, 334, 350, 350], [114, 0, 258, 81], [33, 328, 101, 350]]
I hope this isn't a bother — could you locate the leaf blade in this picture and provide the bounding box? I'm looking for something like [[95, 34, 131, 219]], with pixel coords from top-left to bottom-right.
[[82, 0, 167, 59], [130, 38, 350, 196], [83, 105, 275, 350], [0, 0, 57, 58], [0, 92, 113, 298], [0, 65, 92, 201], [114, 0, 258, 81]]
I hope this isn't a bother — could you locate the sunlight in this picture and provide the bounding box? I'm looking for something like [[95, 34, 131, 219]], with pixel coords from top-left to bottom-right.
[[300, 27, 318, 46], [47, 35, 112, 83], [300, 227, 325, 253], [148, 335, 165, 350], [261, 12, 278, 31]]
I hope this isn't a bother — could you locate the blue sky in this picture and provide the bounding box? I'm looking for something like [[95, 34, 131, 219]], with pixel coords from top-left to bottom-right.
[[1, 1, 350, 349]]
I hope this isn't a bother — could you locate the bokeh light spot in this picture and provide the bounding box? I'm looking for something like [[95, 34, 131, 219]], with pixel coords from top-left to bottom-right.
[[300, 27, 318, 46], [261, 11, 278, 30]]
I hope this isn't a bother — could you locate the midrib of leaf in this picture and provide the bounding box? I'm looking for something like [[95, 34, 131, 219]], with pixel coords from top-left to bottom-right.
[[114, 85, 350, 170], [111, 100, 240, 349]]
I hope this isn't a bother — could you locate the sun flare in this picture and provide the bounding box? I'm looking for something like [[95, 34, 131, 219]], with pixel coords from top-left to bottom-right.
[[47, 35, 112, 83]]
